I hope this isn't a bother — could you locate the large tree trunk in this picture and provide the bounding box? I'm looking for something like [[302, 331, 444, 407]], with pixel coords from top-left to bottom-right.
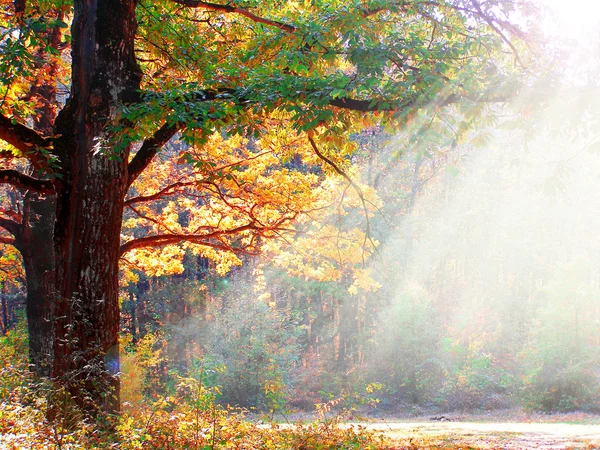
[[51, 154, 127, 415], [49, 0, 141, 417]]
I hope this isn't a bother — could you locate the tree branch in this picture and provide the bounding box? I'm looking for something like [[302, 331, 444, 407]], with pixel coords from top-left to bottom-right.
[[0, 150, 16, 159], [127, 89, 242, 188], [0, 169, 55, 193], [119, 223, 258, 256], [128, 87, 508, 196], [170, 0, 296, 32], [329, 91, 511, 112], [308, 135, 374, 264], [0, 235, 15, 245], [125, 181, 196, 206], [0, 114, 52, 168], [127, 123, 179, 188], [0, 217, 20, 239], [470, 0, 525, 67]]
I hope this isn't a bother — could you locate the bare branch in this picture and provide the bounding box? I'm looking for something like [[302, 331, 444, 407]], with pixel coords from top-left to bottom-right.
[[125, 181, 196, 206], [0, 169, 54, 193], [308, 135, 375, 264], [170, 0, 296, 32]]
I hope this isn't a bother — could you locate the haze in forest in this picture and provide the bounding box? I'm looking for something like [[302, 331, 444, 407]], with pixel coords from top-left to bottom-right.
[[371, 102, 600, 353]]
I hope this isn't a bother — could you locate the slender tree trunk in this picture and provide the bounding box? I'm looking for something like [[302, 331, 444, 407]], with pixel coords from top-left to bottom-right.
[[336, 290, 360, 371], [173, 297, 189, 373], [1, 288, 7, 335], [130, 290, 137, 346]]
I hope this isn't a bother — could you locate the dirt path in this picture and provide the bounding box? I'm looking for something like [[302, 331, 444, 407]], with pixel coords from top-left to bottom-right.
[[356, 421, 600, 449]]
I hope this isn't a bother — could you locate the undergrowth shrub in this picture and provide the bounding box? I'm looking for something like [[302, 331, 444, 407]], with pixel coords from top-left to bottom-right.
[[364, 289, 445, 407], [519, 282, 600, 413], [1, 342, 398, 449], [199, 295, 301, 411], [440, 341, 514, 410], [121, 291, 301, 414], [0, 321, 29, 397], [520, 356, 600, 412]]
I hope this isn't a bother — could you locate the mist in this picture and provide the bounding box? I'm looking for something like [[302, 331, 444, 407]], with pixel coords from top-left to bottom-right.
[[362, 86, 600, 411]]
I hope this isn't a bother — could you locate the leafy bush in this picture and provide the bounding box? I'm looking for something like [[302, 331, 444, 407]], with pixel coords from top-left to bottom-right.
[[0, 344, 397, 449], [440, 339, 514, 410], [518, 270, 600, 412], [364, 288, 445, 406], [201, 294, 302, 411], [0, 321, 29, 398], [521, 360, 600, 412]]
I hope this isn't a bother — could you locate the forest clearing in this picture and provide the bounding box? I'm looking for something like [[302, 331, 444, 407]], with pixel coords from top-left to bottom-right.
[[250, 412, 600, 449], [1, 0, 599, 448], [360, 418, 600, 449]]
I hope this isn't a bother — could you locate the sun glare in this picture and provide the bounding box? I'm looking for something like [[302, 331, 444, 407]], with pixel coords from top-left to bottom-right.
[[540, 0, 600, 39]]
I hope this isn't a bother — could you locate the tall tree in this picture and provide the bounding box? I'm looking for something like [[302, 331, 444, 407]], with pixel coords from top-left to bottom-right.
[[0, 0, 527, 417]]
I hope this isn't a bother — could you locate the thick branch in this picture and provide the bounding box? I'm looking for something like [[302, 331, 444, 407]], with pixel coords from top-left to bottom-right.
[[0, 114, 52, 168], [0, 217, 20, 239], [119, 223, 258, 256], [329, 92, 510, 112], [0, 235, 15, 245], [0, 169, 54, 193], [127, 123, 179, 188], [329, 94, 439, 112], [127, 89, 241, 187], [170, 0, 296, 32]]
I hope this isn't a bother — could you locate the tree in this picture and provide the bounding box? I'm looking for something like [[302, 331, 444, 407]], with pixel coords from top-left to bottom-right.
[[0, 0, 527, 418], [0, 6, 63, 375], [0, 242, 24, 334]]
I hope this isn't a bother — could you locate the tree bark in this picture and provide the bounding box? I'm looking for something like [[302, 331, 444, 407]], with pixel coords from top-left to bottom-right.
[[16, 193, 56, 376], [19, 69, 59, 378], [49, 0, 142, 417]]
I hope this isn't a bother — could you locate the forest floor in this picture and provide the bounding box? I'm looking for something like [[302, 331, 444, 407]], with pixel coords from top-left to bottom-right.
[[359, 420, 600, 449], [274, 411, 600, 449]]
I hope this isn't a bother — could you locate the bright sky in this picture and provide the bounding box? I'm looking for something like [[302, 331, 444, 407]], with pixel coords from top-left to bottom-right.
[[539, 0, 600, 39]]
